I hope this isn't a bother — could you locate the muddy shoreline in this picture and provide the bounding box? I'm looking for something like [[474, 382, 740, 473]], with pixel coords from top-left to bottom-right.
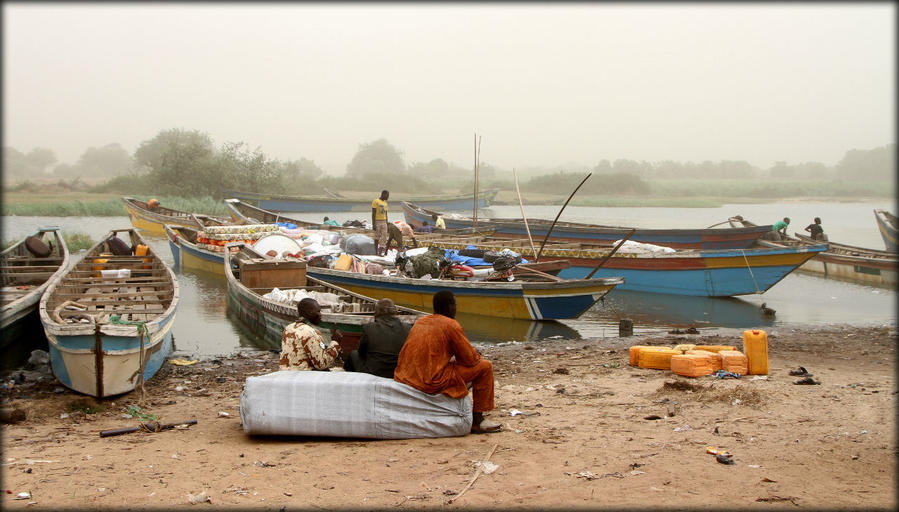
[[2, 325, 897, 509]]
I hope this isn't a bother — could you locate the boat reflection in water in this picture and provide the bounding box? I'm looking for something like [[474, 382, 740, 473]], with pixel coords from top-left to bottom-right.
[[578, 290, 777, 330]]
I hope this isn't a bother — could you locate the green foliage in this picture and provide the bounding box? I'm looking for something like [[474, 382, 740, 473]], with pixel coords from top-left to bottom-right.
[[134, 128, 215, 173], [126, 405, 157, 421], [836, 143, 895, 181], [345, 139, 406, 177], [3, 199, 124, 216], [68, 400, 105, 414], [3, 146, 57, 177], [89, 173, 154, 194], [62, 231, 96, 252], [522, 171, 650, 196], [319, 172, 440, 195]]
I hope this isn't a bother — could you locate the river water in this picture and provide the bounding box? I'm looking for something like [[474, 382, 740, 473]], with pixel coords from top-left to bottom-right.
[[3, 200, 895, 359]]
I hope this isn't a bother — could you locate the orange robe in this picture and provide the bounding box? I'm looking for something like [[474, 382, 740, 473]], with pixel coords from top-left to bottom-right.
[[394, 314, 494, 412]]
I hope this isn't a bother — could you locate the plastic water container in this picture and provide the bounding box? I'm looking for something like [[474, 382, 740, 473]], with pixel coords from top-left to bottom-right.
[[742, 329, 769, 375], [638, 348, 682, 370], [628, 345, 656, 366], [718, 350, 749, 375], [671, 353, 716, 377]]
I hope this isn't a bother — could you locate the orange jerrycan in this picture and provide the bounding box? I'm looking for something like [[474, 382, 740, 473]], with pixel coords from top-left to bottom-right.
[[742, 329, 769, 375]]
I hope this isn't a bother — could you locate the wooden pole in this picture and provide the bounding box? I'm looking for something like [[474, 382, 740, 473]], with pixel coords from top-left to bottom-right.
[[584, 228, 636, 279], [473, 133, 478, 229], [512, 168, 538, 261], [535, 172, 592, 261]]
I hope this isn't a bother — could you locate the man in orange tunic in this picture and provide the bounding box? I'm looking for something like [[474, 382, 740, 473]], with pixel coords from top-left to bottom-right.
[[393, 290, 501, 434]]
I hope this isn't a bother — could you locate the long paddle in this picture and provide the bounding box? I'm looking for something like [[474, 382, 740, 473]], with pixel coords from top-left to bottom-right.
[[535, 172, 592, 261], [584, 228, 636, 279]]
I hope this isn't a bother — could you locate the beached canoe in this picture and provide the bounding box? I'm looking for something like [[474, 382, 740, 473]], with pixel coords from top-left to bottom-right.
[[304, 264, 624, 320], [874, 209, 898, 252], [224, 243, 425, 348], [2, 227, 70, 362], [415, 234, 826, 297], [39, 229, 179, 397], [122, 196, 230, 236], [224, 198, 358, 232], [402, 201, 773, 250], [225, 188, 499, 213], [729, 216, 897, 287], [164, 224, 232, 276]]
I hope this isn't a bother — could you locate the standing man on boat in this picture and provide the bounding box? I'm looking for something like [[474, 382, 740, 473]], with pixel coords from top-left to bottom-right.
[[372, 190, 390, 256], [280, 298, 346, 371], [804, 217, 826, 240], [393, 291, 502, 434], [343, 299, 411, 378]]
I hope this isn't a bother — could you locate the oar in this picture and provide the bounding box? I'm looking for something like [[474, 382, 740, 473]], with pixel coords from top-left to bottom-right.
[[535, 172, 592, 261], [584, 228, 636, 279], [512, 167, 538, 260]]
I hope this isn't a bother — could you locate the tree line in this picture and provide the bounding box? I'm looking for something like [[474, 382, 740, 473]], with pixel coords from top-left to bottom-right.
[[3, 128, 894, 199]]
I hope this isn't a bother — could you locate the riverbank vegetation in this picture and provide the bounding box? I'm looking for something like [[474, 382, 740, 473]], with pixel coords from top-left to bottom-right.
[[3, 128, 895, 216]]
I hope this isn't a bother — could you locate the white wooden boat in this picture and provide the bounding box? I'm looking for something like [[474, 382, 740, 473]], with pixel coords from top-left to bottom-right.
[[2, 227, 70, 358], [39, 228, 179, 397]]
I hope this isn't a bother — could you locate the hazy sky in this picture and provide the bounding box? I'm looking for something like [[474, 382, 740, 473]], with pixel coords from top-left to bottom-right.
[[4, 3, 895, 174]]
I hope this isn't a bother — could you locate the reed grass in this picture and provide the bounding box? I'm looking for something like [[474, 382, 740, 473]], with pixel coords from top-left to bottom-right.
[[2, 194, 227, 217], [63, 231, 96, 252]]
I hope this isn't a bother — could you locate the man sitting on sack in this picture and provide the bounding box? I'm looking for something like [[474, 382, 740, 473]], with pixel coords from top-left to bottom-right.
[[393, 291, 502, 434], [280, 298, 347, 371], [343, 299, 410, 378]]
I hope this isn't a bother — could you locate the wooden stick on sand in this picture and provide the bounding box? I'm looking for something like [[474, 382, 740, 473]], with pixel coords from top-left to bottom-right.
[[447, 443, 498, 504]]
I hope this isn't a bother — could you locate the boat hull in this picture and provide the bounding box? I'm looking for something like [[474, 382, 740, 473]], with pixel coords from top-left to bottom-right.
[[796, 251, 897, 287], [402, 202, 771, 250], [874, 209, 898, 252], [45, 308, 176, 397], [227, 189, 498, 213], [306, 267, 622, 320]]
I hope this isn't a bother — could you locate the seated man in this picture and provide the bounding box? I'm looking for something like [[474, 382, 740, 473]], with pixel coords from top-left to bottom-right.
[[415, 221, 435, 234], [394, 290, 502, 434], [344, 299, 411, 378], [280, 298, 346, 371], [323, 216, 340, 227]]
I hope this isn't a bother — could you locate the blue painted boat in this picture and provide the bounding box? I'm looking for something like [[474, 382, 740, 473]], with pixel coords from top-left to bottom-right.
[[416, 235, 827, 297], [165, 224, 228, 276], [403, 201, 773, 250], [39, 228, 179, 397], [874, 209, 898, 252], [226, 188, 498, 213]]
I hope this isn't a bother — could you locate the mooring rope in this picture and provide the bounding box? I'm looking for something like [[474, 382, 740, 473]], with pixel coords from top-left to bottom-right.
[[740, 250, 762, 294], [109, 314, 149, 401]]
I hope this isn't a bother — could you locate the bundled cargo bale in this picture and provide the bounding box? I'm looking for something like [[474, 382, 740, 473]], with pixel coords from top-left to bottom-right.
[[240, 371, 472, 439], [686, 349, 722, 371], [719, 350, 749, 375], [694, 345, 737, 353], [671, 353, 716, 377], [410, 246, 446, 278], [638, 348, 682, 370]]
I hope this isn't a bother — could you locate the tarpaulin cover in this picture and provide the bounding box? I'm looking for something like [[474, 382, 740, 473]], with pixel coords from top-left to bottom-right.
[[444, 247, 528, 267], [240, 370, 473, 439]]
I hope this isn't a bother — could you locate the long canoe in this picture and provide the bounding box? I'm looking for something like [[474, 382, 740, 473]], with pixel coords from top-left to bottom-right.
[[224, 198, 357, 232], [2, 227, 70, 362], [122, 196, 230, 236], [39, 228, 179, 397], [305, 265, 624, 320], [730, 216, 897, 287], [415, 234, 825, 297], [164, 224, 232, 276], [874, 209, 898, 252], [225, 188, 499, 213], [224, 243, 424, 349], [402, 201, 773, 250]]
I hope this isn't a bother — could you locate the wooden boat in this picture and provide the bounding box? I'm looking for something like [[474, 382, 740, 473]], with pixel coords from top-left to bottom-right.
[[224, 242, 425, 348], [305, 262, 624, 321], [874, 209, 898, 252], [122, 196, 230, 236], [39, 228, 179, 397], [164, 224, 231, 276], [2, 227, 70, 361], [224, 198, 358, 232], [225, 188, 499, 213], [414, 234, 826, 297], [402, 201, 773, 250], [730, 216, 897, 287]]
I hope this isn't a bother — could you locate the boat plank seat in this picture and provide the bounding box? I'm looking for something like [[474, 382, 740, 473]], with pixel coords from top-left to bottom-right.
[[3, 256, 65, 264], [52, 290, 172, 299], [1, 264, 66, 272], [1, 271, 58, 280], [60, 277, 170, 285]]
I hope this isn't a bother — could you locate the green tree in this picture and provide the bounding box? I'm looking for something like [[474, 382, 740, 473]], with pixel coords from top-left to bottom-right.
[[71, 143, 133, 177], [217, 142, 283, 195], [3, 147, 28, 177], [345, 139, 405, 177], [134, 129, 215, 174], [835, 144, 895, 181], [25, 147, 57, 173]]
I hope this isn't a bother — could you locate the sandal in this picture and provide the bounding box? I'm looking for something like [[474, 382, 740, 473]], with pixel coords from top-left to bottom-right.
[[471, 419, 502, 434], [789, 366, 812, 376]]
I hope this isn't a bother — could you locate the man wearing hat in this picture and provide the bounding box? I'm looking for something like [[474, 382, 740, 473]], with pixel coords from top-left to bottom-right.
[[343, 298, 411, 378]]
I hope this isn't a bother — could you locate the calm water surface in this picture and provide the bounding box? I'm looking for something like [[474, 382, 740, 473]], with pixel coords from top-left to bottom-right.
[[3, 200, 895, 358]]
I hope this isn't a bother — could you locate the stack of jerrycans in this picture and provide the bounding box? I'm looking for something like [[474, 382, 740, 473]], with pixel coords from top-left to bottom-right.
[[742, 329, 769, 375]]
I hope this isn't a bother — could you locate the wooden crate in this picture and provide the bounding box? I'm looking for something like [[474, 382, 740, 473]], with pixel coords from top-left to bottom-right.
[[238, 258, 306, 289]]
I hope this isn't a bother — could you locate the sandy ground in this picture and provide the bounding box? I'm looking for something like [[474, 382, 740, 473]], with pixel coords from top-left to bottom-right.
[[1, 325, 896, 510]]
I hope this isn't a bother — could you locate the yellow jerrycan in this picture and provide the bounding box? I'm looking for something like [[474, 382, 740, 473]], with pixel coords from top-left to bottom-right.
[[742, 329, 769, 375]]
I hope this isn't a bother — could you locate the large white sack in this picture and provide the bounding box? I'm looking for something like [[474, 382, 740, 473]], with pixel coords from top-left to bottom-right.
[[240, 371, 473, 439]]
